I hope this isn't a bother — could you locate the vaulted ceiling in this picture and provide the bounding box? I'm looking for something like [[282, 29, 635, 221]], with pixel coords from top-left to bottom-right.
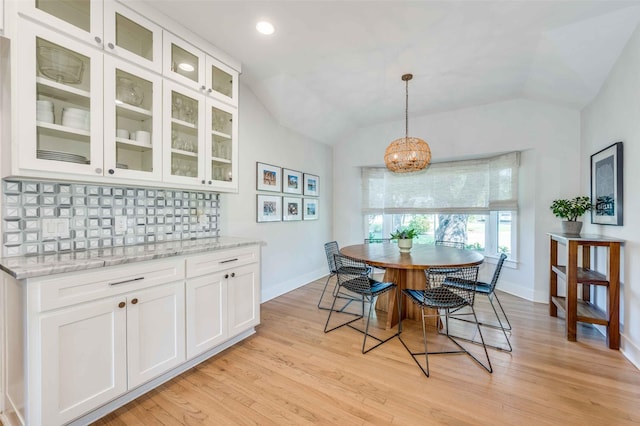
[[138, 0, 640, 145]]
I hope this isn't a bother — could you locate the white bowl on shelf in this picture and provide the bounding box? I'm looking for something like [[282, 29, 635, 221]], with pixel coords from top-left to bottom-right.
[[36, 111, 54, 123]]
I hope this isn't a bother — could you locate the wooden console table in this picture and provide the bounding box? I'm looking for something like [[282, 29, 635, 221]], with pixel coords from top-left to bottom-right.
[[548, 233, 622, 349]]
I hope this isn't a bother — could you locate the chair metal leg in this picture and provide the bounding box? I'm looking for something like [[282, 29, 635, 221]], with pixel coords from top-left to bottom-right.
[[318, 274, 361, 314], [317, 273, 335, 309], [490, 292, 512, 330], [446, 294, 513, 352]]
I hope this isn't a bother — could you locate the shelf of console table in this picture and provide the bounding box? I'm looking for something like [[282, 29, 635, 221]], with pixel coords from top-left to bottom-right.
[[548, 232, 622, 349]]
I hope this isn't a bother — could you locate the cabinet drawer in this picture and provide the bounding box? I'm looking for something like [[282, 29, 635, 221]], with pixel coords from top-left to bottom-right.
[[34, 258, 185, 312], [186, 246, 260, 279]]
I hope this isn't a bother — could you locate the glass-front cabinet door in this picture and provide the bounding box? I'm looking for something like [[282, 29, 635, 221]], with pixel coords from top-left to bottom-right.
[[163, 32, 205, 92], [103, 2, 162, 72], [20, 1, 162, 71], [163, 81, 205, 185], [17, 20, 103, 176], [205, 56, 238, 107], [103, 56, 161, 181], [206, 99, 238, 191], [19, 0, 104, 47]]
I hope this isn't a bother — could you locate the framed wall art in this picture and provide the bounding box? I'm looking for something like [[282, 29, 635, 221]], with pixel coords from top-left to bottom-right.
[[283, 168, 303, 195], [256, 162, 281, 192], [257, 194, 282, 223], [591, 141, 623, 226], [303, 198, 318, 220], [283, 196, 302, 221], [303, 173, 319, 196]]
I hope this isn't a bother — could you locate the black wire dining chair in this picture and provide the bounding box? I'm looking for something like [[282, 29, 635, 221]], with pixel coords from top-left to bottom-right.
[[318, 241, 370, 311], [324, 253, 400, 353], [443, 253, 512, 351], [399, 265, 492, 377]]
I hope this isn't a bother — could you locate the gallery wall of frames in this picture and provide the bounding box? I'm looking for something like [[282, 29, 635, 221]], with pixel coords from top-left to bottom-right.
[[255, 162, 319, 223]]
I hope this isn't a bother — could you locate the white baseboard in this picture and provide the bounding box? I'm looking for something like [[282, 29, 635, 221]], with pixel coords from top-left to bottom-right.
[[621, 333, 640, 370], [496, 279, 547, 303], [261, 267, 326, 302]]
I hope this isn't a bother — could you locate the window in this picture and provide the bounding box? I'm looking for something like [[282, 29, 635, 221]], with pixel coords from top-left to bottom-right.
[[362, 153, 519, 259]]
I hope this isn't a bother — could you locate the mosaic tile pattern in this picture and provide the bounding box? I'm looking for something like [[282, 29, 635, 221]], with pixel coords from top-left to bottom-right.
[[2, 180, 220, 257]]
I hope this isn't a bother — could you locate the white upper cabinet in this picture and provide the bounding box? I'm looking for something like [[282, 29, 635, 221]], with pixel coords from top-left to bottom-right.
[[164, 31, 239, 108], [19, 0, 163, 71], [17, 20, 104, 177], [103, 1, 163, 73], [9, 1, 241, 191], [103, 56, 162, 181], [206, 56, 238, 107]]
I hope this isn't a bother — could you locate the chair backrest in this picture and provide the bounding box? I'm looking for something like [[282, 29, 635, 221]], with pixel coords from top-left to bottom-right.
[[487, 253, 508, 292], [435, 240, 465, 250], [364, 238, 391, 244], [333, 253, 372, 294], [426, 266, 479, 307], [324, 241, 340, 274]]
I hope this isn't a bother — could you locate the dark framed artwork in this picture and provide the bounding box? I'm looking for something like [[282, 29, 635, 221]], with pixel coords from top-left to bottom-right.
[[282, 168, 303, 195], [303, 173, 319, 196], [591, 142, 623, 226], [256, 162, 281, 192], [257, 194, 282, 223], [283, 196, 302, 221]]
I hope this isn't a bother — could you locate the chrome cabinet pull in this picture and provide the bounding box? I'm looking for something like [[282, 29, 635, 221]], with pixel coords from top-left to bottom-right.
[[109, 276, 145, 286]]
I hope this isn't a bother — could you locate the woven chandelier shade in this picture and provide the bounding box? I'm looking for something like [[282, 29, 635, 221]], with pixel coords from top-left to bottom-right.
[[384, 136, 431, 173], [385, 73, 431, 173]]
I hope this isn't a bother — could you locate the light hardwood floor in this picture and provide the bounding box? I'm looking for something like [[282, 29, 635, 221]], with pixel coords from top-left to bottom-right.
[[94, 277, 640, 425]]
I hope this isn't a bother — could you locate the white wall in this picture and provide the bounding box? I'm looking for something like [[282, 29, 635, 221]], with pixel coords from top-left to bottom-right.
[[581, 24, 640, 368], [333, 98, 581, 302], [220, 84, 333, 302]]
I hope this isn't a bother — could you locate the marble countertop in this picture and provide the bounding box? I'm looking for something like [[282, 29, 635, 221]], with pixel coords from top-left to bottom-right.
[[0, 236, 263, 280]]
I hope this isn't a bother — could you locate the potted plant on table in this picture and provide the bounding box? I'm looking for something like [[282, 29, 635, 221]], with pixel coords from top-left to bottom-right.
[[390, 227, 418, 253], [550, 196, 593, 235]]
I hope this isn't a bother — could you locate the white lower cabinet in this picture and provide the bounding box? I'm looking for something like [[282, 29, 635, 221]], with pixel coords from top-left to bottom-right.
[[126, 282, 185, 389], [3, 244, 260, 426], [39, 281, 184, 426], [186, 271, 226, 359], [186, 262, 260, 359], [40, 297, 127, 426]]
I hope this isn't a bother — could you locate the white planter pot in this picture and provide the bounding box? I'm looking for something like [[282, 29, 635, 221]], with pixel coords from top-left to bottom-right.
[[398, 238, 413, 253], [561, 221, 583, 235]]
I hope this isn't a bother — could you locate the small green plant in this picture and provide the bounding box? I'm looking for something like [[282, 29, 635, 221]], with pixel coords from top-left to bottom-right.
[[390, 227, 418, 240], [550, 196, 592, 222]]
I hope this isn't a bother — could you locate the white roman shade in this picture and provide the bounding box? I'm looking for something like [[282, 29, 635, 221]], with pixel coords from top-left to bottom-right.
[[362, 152, 520, 214]]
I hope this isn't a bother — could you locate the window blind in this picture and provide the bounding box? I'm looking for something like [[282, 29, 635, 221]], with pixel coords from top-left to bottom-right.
[[362, 152, 519, 214]]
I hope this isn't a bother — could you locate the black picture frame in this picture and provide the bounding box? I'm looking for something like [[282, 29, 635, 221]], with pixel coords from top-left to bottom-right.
[[591, 142, 623, 226]]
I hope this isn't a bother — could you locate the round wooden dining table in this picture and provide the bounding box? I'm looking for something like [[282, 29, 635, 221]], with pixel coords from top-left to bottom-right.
[[340, 243, 484, 329]]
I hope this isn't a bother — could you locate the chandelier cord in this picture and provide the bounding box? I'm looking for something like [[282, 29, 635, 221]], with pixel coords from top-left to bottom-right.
[[405, 78, 409, 139]]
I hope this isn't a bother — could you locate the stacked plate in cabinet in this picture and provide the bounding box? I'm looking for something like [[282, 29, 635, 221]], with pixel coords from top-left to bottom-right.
[[37, 150, 89, 164]]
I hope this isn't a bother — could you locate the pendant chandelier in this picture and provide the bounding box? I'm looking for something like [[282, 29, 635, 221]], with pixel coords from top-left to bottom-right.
[[384, 74, 431, 173]]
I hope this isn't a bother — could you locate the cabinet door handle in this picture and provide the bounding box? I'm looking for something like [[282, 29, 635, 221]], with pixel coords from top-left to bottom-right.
[[219, 258, 238, 264], [109, 276, 145, 286], [208, 180, 212, 184], [207, 88, 213, 93], [231, 272, 235, 278], [131, 298, 139, 305], [118, 301, 126, 309], [201, 180, 206, 184], [95, 168, 102, 174], [107, 42, 115, 49], [95, 36, 102, 45], [224, 274, 229, 279], [108, 169, 115, 175], [201, 85, 206, 91]]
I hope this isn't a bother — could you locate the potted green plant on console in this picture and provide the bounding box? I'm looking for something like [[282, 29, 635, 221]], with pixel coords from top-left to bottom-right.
[[550, 196, 593, 235], [390, 227, 418, 253]]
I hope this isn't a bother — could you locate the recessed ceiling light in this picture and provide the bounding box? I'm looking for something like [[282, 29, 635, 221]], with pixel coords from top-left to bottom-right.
[[178, 63, 195, 72], [256, 21, 275, 35]]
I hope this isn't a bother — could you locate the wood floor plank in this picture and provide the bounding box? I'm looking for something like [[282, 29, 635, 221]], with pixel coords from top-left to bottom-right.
[[92, 276, 640, 425]]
